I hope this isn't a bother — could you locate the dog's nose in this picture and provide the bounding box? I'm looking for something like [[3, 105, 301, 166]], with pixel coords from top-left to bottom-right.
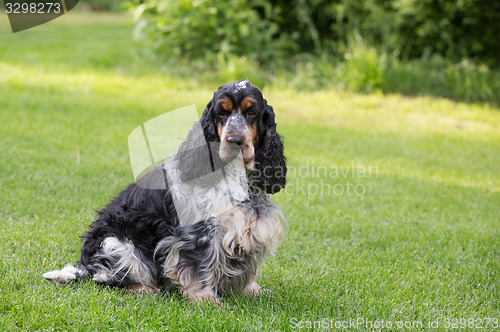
[[226, 136, 244, 146]]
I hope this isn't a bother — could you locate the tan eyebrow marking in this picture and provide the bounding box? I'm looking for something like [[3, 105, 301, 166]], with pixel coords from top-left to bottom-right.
[[240, 97, 254, 111], [220, 98, 233, 111]]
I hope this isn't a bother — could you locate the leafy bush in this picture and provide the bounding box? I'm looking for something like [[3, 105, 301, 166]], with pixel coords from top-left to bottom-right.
[[130, 0, 500, 104], [383, 55, 500, 103], [388, 0, 500, 66], [132, 0, 296, 65], [133, 0, 500, 66]]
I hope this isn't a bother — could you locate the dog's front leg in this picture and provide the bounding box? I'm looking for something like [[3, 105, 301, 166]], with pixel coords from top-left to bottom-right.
[[164, 257, 218, 303], [242, 278, 261, 296], [126, 283, 161, 295], [181, 284, 218, 303]]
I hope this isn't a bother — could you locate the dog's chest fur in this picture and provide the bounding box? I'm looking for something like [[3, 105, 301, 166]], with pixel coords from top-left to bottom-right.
[[214, 204, 282, 292], [158, 192, 283, 294]]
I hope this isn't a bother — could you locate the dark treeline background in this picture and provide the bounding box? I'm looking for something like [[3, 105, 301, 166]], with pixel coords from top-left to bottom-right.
[[116, 0, 499, 65], [84, 0, 500, 104]]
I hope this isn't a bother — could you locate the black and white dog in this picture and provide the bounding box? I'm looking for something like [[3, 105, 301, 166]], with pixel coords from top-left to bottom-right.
[[43, 80, 287, 302]]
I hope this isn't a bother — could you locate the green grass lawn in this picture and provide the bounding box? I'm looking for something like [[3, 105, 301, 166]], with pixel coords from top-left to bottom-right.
[[0, 13, 499, 331]]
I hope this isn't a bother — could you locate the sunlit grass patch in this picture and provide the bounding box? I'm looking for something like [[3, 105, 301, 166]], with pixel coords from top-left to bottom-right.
[[0, 12, 499, 331]]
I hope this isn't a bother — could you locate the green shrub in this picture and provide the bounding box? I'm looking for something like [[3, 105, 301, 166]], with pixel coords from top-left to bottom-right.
[[383, 54, 500, 104], [341, 34, 387, 93], [132, 0, 500, 66], [132, 0, 297, 65], [129, 0, 500, 104]]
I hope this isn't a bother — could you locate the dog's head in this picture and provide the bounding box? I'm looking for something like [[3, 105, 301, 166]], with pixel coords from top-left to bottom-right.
[[200, 80, 286, 194]]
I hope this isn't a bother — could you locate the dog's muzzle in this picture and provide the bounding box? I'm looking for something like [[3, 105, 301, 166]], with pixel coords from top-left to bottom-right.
[[220, 114, 255, 166]]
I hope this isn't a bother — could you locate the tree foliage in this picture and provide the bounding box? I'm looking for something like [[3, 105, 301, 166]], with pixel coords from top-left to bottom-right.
[[132, 0, 296, 64], [133, 0, 500, 66]]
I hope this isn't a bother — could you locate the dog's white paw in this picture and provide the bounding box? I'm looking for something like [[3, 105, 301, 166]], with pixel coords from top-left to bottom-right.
[[43, 264, 77, 284]]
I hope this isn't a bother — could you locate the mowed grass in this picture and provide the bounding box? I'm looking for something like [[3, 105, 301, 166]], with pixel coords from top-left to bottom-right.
[[0, 13, 499, 331]]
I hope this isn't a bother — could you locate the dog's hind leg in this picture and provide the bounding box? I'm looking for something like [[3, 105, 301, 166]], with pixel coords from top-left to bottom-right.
[[89, 237, 159, 291]]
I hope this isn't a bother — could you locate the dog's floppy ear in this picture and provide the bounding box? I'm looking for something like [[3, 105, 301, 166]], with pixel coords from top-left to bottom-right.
[[200, 99, 220, 143], [176, 99, 222, 182], [254, 101, 286, 194]]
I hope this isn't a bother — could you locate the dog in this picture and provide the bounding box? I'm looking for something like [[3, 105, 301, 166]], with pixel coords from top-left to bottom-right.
[[43, 80, 287, 302]]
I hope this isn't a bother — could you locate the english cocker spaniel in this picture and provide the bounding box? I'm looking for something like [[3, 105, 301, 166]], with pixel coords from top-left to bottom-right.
[[43, 80, 287, 302]]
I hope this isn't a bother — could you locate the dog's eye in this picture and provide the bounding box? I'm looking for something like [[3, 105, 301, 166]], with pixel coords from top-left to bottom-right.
[[247, 111, 256, 117], [218, 110, 229, 118]]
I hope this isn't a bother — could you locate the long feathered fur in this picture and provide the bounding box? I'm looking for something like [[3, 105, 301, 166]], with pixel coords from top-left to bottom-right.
[[43, 80, 287, 302]]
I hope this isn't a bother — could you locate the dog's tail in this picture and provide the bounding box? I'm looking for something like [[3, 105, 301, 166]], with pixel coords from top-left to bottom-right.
[[43, 263, 89, 284]]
